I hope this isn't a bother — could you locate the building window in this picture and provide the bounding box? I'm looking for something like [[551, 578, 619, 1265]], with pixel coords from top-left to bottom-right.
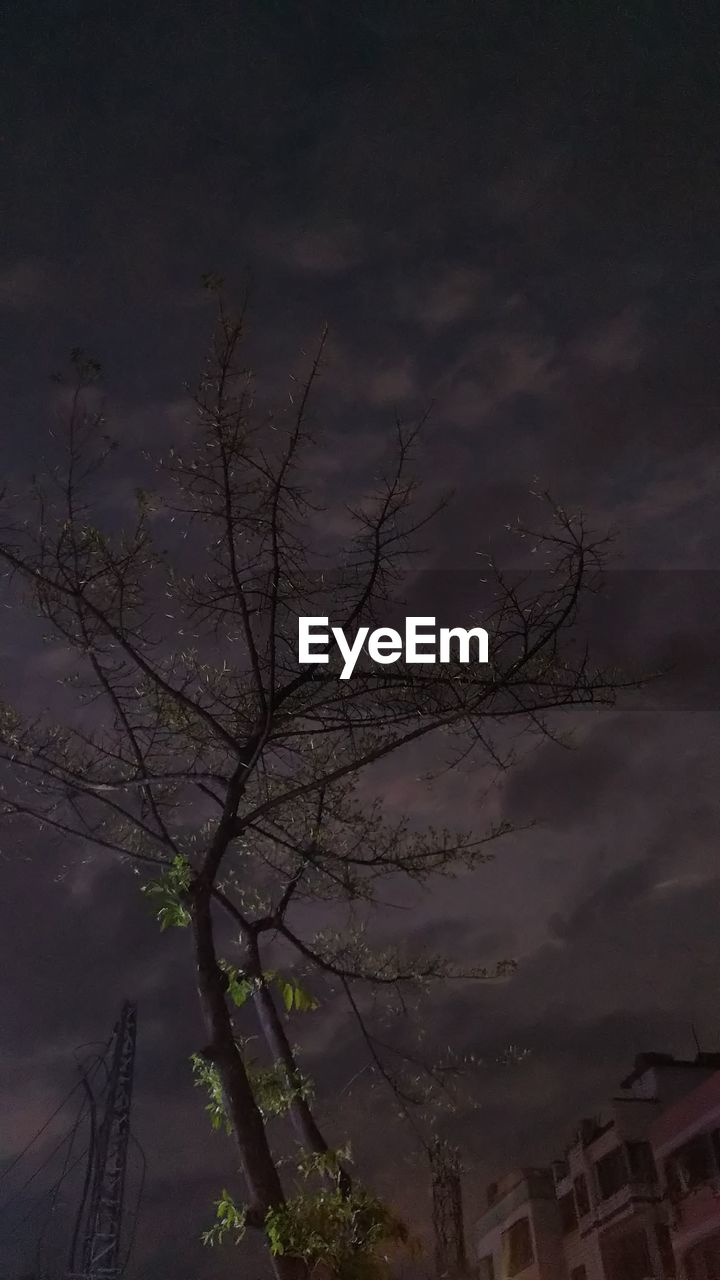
[[573, 1172, 590, 1217], [501, 1216, 534, 1277], [559, 1190, 578, 1234], [478, 1255, 495, 1280], [665, 1133, 717, 1198], [655, 1223, 676, 1277], [684, 1230, 720, 1280], [595, 1146, 628, 1200], [570, 1268, 587, 1280], [626, 1140, 657, 1183], [600, 1226, 652, 1280]]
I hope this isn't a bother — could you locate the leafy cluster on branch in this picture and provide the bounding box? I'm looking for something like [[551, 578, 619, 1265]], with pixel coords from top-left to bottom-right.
[[141, 853, 192, 929], [192, 1047, 313, 1129], [191, 1054, 232, 1133], [204, 1179, 410, 1280], [265, 1186, 409, 1280]]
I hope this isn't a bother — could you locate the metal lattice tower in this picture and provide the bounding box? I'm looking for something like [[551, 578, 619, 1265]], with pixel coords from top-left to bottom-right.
[[78, 1001, 138, 1280], [430, 1139, 467, 1280]]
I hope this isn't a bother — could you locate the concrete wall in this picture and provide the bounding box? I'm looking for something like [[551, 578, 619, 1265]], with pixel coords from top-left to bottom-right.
[[476, 1170, 567, 1280], [651, 1070, 720, 1277]]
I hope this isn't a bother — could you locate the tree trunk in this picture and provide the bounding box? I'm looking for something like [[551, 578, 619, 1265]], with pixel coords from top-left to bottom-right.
[[247, 938, 352, 1197], [190, 886, 307, 1280]]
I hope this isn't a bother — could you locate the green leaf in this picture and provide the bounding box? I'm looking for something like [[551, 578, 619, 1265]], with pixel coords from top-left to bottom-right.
[[222, 963, 254, 1008], [272, 973, 318, 1014]]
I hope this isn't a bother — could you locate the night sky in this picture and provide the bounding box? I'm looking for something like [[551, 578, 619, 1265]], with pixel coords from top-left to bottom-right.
[[2, 3, 720, 1277]]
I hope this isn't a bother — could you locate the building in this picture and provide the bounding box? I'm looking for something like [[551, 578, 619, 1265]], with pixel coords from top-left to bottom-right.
[[476, 1167, 567, 1279], [651, 1065, 720, 1278], [475, 1051, 720, 1280]]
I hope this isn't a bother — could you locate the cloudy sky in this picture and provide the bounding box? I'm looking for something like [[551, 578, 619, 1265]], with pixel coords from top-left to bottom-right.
[[2, 3, 720, 1277]]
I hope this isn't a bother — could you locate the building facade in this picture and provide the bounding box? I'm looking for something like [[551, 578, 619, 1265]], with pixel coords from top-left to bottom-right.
[[475, 1052, 720, 1280]]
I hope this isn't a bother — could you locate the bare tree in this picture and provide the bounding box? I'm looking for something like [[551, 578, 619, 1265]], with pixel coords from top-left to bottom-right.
[[0, 297, 626, 1278]]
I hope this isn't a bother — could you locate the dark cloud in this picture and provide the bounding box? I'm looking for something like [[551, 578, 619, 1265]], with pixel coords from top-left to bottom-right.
[[2, 1, 720, 1274]]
